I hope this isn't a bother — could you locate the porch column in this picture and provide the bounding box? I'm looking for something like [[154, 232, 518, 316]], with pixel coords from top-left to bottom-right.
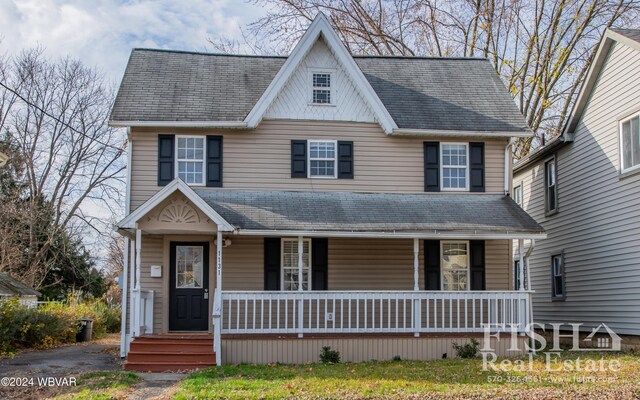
[[297, 236, 304, 338], [413, 238, 420, 291], [214, 230, 223, 365], [134, 226, 142, 337], [120, 237, 130, 357], [413, 238, 421, 337], [518, 239, 525, 291], [128, 234, 136, 341]]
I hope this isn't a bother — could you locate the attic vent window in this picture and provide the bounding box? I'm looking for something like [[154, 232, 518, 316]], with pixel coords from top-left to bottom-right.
[[312, 72, 332, 104]]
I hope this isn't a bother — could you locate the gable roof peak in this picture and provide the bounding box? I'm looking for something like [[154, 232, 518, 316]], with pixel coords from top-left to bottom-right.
[[244, 12, 398, 134]]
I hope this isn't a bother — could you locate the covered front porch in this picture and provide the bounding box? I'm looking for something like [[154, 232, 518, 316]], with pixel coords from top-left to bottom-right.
[[118, 180, 545, 367]]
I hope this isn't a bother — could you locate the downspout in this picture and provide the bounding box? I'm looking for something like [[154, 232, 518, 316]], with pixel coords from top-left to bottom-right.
[[504, 138, 516, 195], [525, 239, 536, 353]]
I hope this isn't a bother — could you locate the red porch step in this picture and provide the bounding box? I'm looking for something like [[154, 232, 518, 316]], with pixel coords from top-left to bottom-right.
[[125, 334, 216, 372]]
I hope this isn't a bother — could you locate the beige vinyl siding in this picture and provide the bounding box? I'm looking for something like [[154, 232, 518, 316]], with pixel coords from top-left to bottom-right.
[[514, 40, 640, 335], [222, 336, 527, 364], [135, 236, 512, 332], [129, 121, 508, 212]]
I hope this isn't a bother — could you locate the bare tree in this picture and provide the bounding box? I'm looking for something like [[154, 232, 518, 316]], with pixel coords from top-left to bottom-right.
[[215, 0, 640, 157], [0, 48, 126, 289]]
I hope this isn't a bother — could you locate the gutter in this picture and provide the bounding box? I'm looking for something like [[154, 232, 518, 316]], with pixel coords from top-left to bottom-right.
[[391, 128, 533, 138], [513, 134, 573, 174], [233, 229, 547, 240]]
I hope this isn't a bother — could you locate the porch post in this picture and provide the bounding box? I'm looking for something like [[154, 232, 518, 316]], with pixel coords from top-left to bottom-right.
[[120, 237, 130, 357], [134, 226, 142, 336], [297, 236, 304, 338], [214, 230, 223, 365], [128, 234, 136, 341], [518, 239, 525, 291], [413, 238, 421, 337], [413, 238, 420, 291]]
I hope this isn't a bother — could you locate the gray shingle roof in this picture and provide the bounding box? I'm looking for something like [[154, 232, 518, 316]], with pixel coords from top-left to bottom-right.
[[611, 28, 640, 43], [110, 49, 529, 132], [193, 189, 544, 234], [0, 273, 40, 297]]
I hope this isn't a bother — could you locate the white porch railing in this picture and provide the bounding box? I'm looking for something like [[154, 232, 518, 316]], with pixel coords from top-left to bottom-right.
[[218, 291, 531, 335]]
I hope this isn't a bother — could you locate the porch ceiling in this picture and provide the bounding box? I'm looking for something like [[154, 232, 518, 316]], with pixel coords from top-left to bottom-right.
[[194, 189, 546, 239]]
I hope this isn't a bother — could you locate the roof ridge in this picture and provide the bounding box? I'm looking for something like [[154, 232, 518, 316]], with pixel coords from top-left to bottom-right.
[[132, 48, 288, 59], [132, 47, 488, 61]]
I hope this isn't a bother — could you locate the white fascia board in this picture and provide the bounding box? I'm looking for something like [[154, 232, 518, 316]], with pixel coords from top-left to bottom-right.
[[244, 13, 398, 134], [117, 179, 235, 231], [234, 229, 547, 240], [109, 121, 249, 129], [392, 128, 533, 138]]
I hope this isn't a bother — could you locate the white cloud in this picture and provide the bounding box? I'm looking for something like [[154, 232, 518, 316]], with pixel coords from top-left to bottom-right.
[[0, 0, 265, 83]]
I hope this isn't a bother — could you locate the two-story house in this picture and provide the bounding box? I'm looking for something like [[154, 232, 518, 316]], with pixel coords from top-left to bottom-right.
[[111, 14, 544, 371], [513, 29, 640, 342]]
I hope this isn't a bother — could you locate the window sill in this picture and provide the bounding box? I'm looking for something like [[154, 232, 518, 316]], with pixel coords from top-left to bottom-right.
[[308, 176, 338, 179], [308, 103, 336, 107], [619, 167, 640, 180], [551, 296, 566, 302], [545, 209, 559, 218]]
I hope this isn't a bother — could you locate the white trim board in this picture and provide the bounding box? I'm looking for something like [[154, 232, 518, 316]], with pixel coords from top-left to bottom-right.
[[243, 13, 397, 134], [117, 179, 235, 231], [234, 229, 547, 240]]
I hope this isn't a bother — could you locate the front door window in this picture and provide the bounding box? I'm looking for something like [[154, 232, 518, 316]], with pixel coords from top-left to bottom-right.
[[176, 246, 204, 288]]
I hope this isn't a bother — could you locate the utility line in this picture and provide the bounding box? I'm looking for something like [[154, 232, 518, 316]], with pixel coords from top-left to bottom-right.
[[0, 80, 126, 152]]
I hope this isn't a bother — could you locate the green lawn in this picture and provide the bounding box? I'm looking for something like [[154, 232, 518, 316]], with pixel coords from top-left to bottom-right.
[[173, 352, 640, 399]]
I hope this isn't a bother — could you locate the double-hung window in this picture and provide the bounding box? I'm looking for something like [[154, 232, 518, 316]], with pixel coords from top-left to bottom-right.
[[281, 239, 311, 291], [441, 143, 469, 190], [308, 140, 337, 178], [620, 113, 640, 173], [551, 254, 565, 299], [513, 183, 523, 207], [311, 72, 332, 104], [176, 136, 205, 185], [545, 158, 557, 214], [441, 241, 469, 291]]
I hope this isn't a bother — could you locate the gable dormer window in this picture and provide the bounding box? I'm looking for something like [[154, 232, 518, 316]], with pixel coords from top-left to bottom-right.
[[311, 71, 332, 104]]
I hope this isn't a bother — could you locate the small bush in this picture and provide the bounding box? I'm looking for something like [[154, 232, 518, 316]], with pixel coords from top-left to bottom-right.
[[0, 295, 121, 355], [392, 355, 402, 361], [452, 338, 481, 359], [319, 346, 341, 364]]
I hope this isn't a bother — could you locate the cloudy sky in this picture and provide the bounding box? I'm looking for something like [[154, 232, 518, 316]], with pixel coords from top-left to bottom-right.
[[0, 0, 267, 83]]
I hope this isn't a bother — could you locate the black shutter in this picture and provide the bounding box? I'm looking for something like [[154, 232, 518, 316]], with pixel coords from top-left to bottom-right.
[[206, 136, 223, 187], [469, 142, 485, 192], [157, 135, 175, 186], [424, 142, 440, 192], [291, 140, 307, 178], [312, 238, 328, 290], [337, 141, 354, 179], [470, 240, 485, 290], [424, 240, 440, 290], [264, 238, 281, 291]]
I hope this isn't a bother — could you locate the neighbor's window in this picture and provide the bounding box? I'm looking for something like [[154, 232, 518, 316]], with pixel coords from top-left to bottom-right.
[[176, 136, 205, 185], [282, 239, 311, 291], [441, 241, 469, 291], [620, 113, 640, 173], [513, 183, 523, 207], [312, 72, 332, 104], [308, 140, 337, 178], [545, 158, 557, 213], [551, 254, 565, 299], [514, 260, 528, 290], [441, 143, 468, 190]]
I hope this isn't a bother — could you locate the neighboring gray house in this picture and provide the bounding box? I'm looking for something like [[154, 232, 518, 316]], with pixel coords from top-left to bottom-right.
[[0, 272, 41, 308], [513, 28, 640, 336]]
